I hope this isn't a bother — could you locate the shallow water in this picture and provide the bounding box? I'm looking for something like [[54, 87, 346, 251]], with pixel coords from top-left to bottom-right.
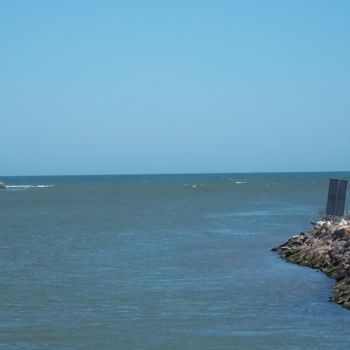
[[1, 173, 350, 349]]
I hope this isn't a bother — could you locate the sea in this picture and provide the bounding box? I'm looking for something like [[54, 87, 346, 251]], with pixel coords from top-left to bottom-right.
[[1, 172, 350, 350]]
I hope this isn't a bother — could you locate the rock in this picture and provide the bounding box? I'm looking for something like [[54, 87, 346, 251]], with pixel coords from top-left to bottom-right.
[[0, 182, 5, 189], [281, 246, 291, 251], [273, 221, 350, 310]]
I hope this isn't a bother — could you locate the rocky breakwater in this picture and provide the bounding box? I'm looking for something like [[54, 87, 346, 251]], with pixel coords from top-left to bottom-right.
[[273, 219, 350, 309]]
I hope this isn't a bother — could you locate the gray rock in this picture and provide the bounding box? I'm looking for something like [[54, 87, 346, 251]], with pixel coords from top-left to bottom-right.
[[0, 182, 5, 189], [273, 222, 350, 310]]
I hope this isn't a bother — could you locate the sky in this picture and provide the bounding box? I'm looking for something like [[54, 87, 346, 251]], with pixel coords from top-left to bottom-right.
[[1, 0, 349, 176]]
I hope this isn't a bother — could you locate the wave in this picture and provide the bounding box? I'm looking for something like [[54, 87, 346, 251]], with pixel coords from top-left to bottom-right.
[[235, 181, 247, 184], [210, 228, 261, 236], [183, 184, 203, 188], [5, 185, 54, 189], [207, 206, 314, 219]]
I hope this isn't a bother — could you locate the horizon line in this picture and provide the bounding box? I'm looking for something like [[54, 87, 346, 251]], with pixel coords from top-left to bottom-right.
[[2, 170, 350, 178]]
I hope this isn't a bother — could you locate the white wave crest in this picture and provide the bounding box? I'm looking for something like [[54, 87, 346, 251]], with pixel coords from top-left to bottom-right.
[[235, 181, 247, 184], [5, 185, 54, 189]]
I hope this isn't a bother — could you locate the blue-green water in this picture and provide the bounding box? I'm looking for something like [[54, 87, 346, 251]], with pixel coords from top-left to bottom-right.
[[1, 173, 350, 349]]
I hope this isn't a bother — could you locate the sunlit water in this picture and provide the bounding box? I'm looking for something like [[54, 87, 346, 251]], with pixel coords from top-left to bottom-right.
[[1, 173, 350, 349]]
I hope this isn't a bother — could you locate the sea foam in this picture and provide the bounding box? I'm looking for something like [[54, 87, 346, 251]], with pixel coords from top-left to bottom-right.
[[5, 185, 54, 189]]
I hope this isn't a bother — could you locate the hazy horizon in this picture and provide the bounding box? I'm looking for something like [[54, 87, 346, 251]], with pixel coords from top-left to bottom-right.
[[2, 170, 350, 179]]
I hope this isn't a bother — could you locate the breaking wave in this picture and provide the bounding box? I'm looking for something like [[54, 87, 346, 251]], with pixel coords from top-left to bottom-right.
[[5, 185, 54, 189]]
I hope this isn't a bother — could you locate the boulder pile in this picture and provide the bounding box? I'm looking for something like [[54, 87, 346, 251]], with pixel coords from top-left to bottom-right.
[[273, 219, 350, 309]]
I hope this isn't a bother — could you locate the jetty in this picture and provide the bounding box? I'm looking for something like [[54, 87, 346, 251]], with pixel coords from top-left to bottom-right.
[[273, 178, 350, 309], [273, 219, 350, 309]]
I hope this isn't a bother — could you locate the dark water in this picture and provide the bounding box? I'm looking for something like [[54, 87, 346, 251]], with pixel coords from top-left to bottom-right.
[[1, 173, 350, 349]]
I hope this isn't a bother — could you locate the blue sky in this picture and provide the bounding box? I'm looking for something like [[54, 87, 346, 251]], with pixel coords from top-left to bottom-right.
[[1, 0, 349, 175]]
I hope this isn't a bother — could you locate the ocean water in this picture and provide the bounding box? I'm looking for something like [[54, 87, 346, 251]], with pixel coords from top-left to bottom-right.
[[1, 172, 350, 350]]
